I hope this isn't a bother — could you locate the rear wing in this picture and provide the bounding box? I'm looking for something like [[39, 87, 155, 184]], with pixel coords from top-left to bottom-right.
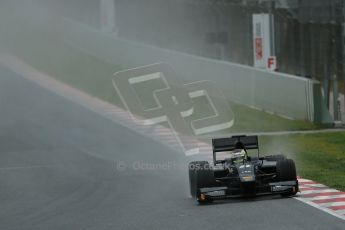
[[212, 135, 259, 164]]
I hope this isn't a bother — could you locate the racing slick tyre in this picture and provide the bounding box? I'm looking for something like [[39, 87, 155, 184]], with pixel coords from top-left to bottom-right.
[[276, 159, 298, 196], [265, 154, 286, 161], [188, 161, 215, 203]]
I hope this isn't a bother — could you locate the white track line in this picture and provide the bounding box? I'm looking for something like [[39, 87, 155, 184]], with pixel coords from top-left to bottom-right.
[[303, 195, 345, 201], [318, 202, 345, 208], [299, 184, 328, 188], [299, 189, 340, 195], [334, 209, 345, 215]]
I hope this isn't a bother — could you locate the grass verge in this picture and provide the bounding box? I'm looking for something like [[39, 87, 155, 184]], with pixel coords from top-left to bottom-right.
[[260, 132, 345, 191]]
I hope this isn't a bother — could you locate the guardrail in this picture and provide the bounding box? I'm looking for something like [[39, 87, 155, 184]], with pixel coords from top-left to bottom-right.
[[63, 18, 333, 124]]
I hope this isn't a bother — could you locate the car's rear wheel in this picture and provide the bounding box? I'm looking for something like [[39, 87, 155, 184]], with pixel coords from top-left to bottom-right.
[[276, 159, 298, 196], [188, 161, 216, 203]]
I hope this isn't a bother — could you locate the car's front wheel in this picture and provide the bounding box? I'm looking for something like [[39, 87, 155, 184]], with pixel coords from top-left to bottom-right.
[[276, 159, 298, 196], [188, 161, 215, 203]]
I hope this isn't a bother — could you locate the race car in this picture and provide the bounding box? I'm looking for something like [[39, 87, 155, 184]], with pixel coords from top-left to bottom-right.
[[188, 135, 299, 203]]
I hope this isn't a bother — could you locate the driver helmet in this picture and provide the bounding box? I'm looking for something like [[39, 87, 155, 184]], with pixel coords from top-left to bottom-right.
[[230, 149, 246, 163]]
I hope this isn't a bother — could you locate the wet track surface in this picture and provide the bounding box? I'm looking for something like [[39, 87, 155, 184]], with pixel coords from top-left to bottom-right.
[[0, 66, 344, 229]]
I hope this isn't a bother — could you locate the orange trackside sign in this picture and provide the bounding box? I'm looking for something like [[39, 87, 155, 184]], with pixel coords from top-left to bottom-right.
[[255, 38, 263, 60]]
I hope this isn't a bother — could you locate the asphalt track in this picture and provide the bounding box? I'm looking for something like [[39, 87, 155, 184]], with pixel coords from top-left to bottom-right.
[[0, 66, 344, 230]]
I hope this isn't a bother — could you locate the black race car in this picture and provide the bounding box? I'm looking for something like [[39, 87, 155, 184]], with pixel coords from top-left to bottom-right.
[[189, 135, 299, 203]]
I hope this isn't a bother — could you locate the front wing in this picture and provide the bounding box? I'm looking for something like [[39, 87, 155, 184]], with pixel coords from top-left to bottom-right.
[[199, 180, 299, 200]]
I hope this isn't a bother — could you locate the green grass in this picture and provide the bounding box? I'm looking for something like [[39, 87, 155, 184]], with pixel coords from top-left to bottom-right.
[[229, 102, 319, 132], [260, 133, 345, 191]]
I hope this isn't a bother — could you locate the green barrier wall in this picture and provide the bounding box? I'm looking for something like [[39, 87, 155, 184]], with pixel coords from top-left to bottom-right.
[[63, 18, 333, 124]]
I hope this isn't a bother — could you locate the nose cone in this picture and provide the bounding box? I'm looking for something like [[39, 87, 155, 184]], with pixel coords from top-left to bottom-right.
[[237, 164, 255, 182]]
